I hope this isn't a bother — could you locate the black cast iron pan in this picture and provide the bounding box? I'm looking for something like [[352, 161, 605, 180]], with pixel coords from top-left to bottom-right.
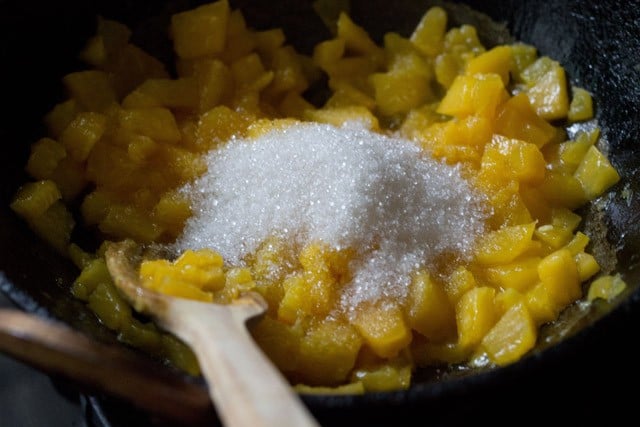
[[1, 0, 639, 425]]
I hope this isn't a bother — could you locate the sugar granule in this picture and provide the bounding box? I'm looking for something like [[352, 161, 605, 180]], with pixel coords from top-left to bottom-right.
[[173, 121, 488, 312]]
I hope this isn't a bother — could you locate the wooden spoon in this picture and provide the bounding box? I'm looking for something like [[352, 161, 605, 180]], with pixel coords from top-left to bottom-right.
[[104, 240, 319, 427]]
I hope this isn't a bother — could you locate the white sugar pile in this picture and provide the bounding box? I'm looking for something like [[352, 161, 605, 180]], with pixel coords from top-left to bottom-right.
[[173, 121, 488, 313]]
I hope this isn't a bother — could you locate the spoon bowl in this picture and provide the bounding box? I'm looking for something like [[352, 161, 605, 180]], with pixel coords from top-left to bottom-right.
[[104, 240, 319, 427]]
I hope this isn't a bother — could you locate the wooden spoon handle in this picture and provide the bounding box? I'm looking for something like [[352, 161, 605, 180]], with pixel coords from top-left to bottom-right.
[[167, 299, 320, 427], [0, 308, 214, 425]]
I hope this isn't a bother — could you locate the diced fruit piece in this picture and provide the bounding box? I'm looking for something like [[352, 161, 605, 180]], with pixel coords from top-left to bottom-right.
[[445, 267, 477, 303], [44, 100, 80, 138], [567, 87, 594, 122], [26, 138, 67, 180], [494, 93, 557, 148], [410, 6, 447, 57], [305, 106, 379, 130], [88, 282, 132, 331], [537, 248, 581, 309], [60, 112, 108, 162], [72, 258, 112, 301], [350, 358, 412, 392], [587, 274, 626, 302], [407, 271, 456, 342], [10, 180, 62, 220], [63, 70, 117, 112], [456, 287, 497, 349], [99, 205, 162, 243], [510, 43, 537, 81], [123, 78, 199, 109], [116, 108, 182, 144], [573, 146, 620, 200], [160, 334, 200, 376], [474, 222, 536, 265], [485, 257, 541, 292], [171, 0, 230, 59], [522, 57, 569, 120], [353, 303, 412, 358], [465, 45, 513, 85], [278, 272, 334, 323], [437, 73, 508, 119], [336, 12, 382, 57], [574, 252, 600, 281], [370, 69, 432, 116], [118, 318, 162, 353], [479, 303, 536, 365], [297, 320, 362, 385]]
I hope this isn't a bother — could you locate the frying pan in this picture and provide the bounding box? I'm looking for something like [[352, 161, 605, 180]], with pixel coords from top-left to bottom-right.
[[1, 0, 639, 425]]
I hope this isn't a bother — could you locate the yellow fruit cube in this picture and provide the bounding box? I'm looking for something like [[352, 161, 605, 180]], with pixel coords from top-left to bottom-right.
[[230, 53, 269, 89], [537, 248, 581, 309], [170, 0, 230, 59], [159, 334, 200, 376], [313, 39, 346, 71], [336, 12, 382, 57], [278, 273, 334, 323], [250, 317, 303, 374], [510, 43, 538, 81], [60, 112, 108, 162], [565, 231, 590, 255], [437, 73, 508, 119], [410, 6, 447, 57], [254, 28, 286, 60], [494, 93, 557, 148], [323, 82, 376, 110], [525, 281, 557, 325], [351, 359, 412, 392], [72, 258, 112, 301], [485, 257, 541, 292], [99, 205, 162, 243], [587, 274, 626, 302], [557, 128, 599, 173], [353, 303, 412, 358], [26, 138, 67, 180], [117, 108, 182, 144], [197, 105, 252, 148], [539, 171, 587, 210], [370, 70, 433, 116], [63, 70, 117, 112], [523, 58, 569, 120], [118, 319, 161, 353], [44, 99, 80, 138], [485, 135, 546, 184], [297, 320, 362, 385], [479, 302, 536, 365], [573, 146, 621, 200], [88, 282, 133, 331], [456, 287, 497, 349], [218, 10, 256, 64], [107, 44, 169, 98], [304, 106, 379, 130], [474, 222, 536, 265], [10, 180, 62, 220], [574, 252, 600, 282], [445, 267, 477, 303], [407, 271, 456, 342], [123, 78, 199, 110], [267, 46, 308, 97], [194, 59, 233, 113], [465, 45, 513, 85], [152, 191, 192, 238], [567, 87, 594, 122]]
